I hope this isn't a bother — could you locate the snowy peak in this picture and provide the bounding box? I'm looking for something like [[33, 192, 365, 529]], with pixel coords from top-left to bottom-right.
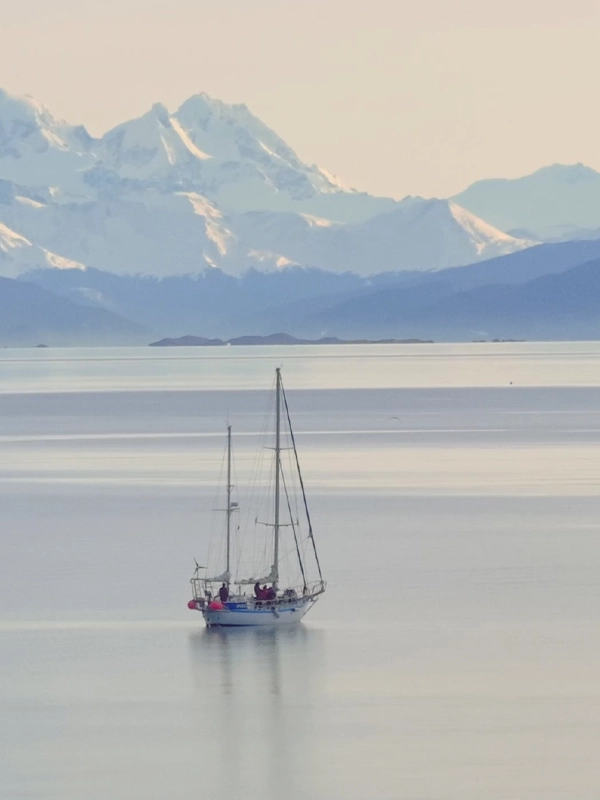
[[348, 198, 534, 272], [352, 197, 531, 253], [228, 198, 534, 277], [0, 88, 95, 195], [0, 88, 87, 155], [93, 101, 208, 181], [452, 163, 600, 240], [175, 93, 300, 164], [529, 163, 599, 184], [172, 94, 379, 219], [92, 91, 337, 201], [0, 88, 394, 221], [174, 93, 327, 184], [447, 202, 534, 256]]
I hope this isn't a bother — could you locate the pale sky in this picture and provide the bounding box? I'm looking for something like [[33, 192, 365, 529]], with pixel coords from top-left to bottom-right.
[[2, 0, 600, 198]]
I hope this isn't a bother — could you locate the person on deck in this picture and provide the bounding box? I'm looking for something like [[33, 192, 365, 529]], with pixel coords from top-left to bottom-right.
[[266, 586, 276, 601], [219, 583, 229, 602], [254, 582, 261, 600]]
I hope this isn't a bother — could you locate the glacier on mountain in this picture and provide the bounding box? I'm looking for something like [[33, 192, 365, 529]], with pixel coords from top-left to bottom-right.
[[0, 87, 534, 278]]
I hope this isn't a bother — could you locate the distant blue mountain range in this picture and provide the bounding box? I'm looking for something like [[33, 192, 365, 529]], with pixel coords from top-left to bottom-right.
[[20, 236, 600, 343], [0, 275, 146, 346]]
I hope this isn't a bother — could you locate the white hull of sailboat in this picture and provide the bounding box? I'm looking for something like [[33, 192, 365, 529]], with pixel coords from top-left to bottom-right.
[[203, 600, 314, 628]]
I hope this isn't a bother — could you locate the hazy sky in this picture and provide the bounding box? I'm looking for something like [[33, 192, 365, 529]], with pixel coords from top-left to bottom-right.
[[3, 0, 600, 198]]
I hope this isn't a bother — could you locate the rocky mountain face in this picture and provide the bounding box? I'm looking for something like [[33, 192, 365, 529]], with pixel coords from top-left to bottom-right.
[[0, 88, 533, 279]]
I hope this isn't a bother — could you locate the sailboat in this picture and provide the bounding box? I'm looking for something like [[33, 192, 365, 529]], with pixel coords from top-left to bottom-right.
[[188, 368, 326, 627]]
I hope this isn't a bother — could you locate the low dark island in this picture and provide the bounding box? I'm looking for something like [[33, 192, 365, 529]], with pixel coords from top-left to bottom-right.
[[149, 333, 433, 347]]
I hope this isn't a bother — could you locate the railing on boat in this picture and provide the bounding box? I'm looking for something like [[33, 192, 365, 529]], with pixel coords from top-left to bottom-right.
[[190, 577, 326, 605]]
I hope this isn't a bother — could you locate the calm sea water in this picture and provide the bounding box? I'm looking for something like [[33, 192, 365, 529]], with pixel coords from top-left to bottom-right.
[[2, 343, 600, 799]]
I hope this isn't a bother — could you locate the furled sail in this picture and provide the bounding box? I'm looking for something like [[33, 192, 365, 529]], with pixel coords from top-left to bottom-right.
[[237, 566, 278, 586], [203, 570, 231, 584]]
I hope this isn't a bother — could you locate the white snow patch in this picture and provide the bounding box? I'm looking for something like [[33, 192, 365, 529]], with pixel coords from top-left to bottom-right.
[[15, 196, 46, 209], [299, 213, 335, 228], [276, 255, 295, 268], [449, 202, 536, 254], [317, 167, 351, 192], [178, 192, 223, 220], [159, 135, 177, 166], [40, 127, 69, 150], [175, 191, 232, 255], [247, 249, 298, 268], [0, 223, 32, 250], [258, 140, 285, 161], [42, 250, 86, 270], [169, 117, 212, 161]]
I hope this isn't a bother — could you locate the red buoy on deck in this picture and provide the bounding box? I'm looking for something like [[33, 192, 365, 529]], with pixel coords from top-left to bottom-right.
[[208, 600, 224, 610]]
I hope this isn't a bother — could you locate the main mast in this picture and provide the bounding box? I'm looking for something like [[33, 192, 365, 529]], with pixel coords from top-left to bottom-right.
[[273, 368, 281, 586], [226, 424, 232, 586]]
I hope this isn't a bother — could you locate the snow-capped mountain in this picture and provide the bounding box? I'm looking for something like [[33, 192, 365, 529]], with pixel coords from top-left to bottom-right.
[[452, 163, 600, 241], [0, 88, 94, 200], [230, 200, 532, 275], [0, 177, 533, 277], [0, 87, 535, 279], [0, 181, 237, 275], [0, 88, 392, 222], [93, 95, 373, 220]]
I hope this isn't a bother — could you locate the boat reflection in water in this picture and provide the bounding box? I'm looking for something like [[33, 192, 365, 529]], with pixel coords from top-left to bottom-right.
[[187, 625, 324, 798]]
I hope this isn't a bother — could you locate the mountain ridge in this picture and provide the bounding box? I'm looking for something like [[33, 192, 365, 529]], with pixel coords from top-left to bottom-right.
[[0, 273, 146, 346], [452, 163, 600, 241], [148, 333, 431, 347], [0, 87, 534, 279], [20, 235, 600, 342], [304, 255, 600, 341]]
